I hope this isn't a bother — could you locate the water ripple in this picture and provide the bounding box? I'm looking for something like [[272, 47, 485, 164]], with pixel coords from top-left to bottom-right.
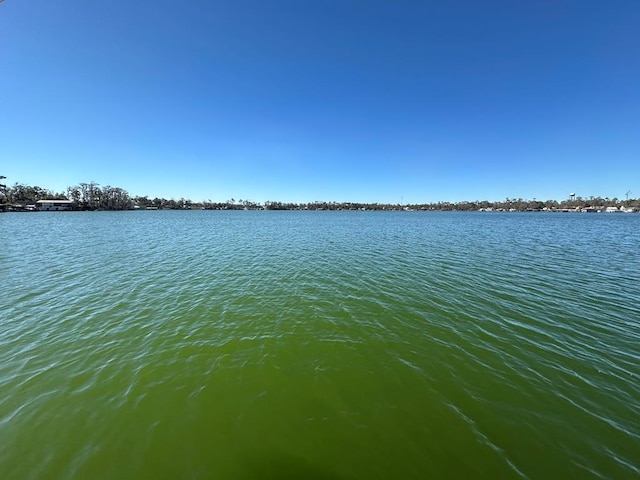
[[2, 211, 639, 478]]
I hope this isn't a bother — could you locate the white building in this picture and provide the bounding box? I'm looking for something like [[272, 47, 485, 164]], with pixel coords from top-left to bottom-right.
[[36, 200, 75, 211]]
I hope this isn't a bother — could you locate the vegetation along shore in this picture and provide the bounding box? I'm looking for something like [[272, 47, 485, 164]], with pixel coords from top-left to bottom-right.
[[1, 176, 638, 213]]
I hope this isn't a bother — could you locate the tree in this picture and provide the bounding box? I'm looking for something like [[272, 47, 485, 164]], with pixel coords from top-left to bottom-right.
[[77, 182, 101, 210], [0, 175, 7, 204], [133, 196, 151, 208], [67, 186, 81, 204], [99, 185, 132, 210]]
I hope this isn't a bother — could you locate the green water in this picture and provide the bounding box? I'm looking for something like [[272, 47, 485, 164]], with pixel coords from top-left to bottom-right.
[[2, 211, 639, 479]]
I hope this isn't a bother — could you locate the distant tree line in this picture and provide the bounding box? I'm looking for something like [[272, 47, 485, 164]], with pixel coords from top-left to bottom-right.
[[66, 182, 132, 210], [204, 196, 640, 211], [3, 182, 67, 203], [1, 175, 638, 212], [1, 180, 133, 210]]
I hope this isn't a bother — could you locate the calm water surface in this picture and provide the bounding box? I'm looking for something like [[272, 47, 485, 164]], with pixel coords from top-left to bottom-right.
[[2, 211, 639, 479]]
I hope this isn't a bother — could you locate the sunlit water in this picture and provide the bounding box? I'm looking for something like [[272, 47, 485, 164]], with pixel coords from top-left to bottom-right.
[[2, 211, 639, 479]]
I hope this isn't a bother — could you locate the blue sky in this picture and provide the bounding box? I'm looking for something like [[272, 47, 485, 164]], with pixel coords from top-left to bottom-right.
[[2, 0, 639, 203]]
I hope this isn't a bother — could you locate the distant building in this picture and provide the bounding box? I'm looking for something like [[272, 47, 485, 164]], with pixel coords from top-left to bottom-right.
[[36, 200, 75, 211]]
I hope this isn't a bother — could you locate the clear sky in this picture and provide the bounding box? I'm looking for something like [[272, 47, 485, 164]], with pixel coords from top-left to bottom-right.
[[2, 0, 639, 204]]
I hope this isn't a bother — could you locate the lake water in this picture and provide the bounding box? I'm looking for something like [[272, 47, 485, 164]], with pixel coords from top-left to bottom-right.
[[2, 211, 639, 479]]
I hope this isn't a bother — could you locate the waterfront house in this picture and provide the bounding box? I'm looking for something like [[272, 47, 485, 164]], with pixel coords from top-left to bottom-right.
[[36, 200, 75, 211]]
